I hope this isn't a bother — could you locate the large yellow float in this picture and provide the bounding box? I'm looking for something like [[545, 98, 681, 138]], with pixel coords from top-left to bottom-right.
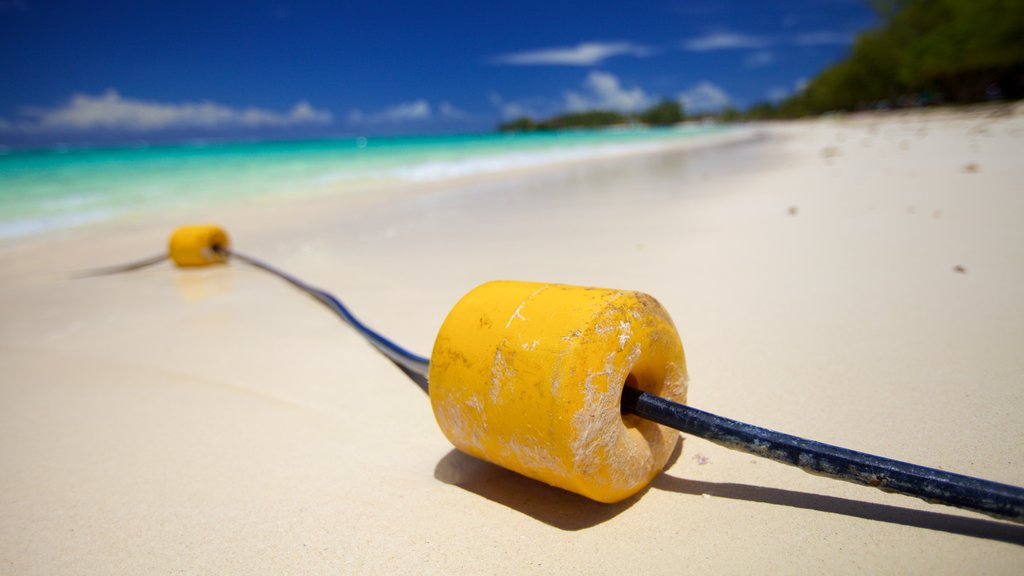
[[428, 281, 687, 502]]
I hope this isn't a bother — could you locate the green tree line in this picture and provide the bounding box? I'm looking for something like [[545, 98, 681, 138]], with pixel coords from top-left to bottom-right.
[[498, 99, 684, 132], [744, 0, 1024, 119], [497, 1, 1022, 129]]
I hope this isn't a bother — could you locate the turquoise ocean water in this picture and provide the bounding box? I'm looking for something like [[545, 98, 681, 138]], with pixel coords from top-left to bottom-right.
[[0, 125, 723, 239]]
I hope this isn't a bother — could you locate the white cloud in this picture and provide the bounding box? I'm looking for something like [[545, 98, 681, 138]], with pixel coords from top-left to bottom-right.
[[678, 81, 732, 113], [348, 99, 431, 123], [488, 93, 539, 119], [683, 32, 770, 52], [382, 100, 431, 121], [682, 30, 854, 52], [793, 31, 854, 46], [0, 90, 332, 132], [438, 101, 468, 119], [766, 87, 790, 102], [744, 50, 775, 68], [502, 102, 534, 118], [288, 101, 332, 122], [564, 71, 651, 112], [767, 76, 813, 103], [348, 99, 470, 124], [492, 41, 651, 66]]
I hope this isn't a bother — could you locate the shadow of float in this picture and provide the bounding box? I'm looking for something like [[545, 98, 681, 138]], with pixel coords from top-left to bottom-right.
[[433, 440, 683, 531], [435, 443, 1023, 543], [434, 449, 638, 530], [651, 474, 1024, 545]]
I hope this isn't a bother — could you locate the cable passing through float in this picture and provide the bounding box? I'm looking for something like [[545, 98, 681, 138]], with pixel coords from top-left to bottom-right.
[[621, 387, 1024, 522], [79, 225, 1024, 524]]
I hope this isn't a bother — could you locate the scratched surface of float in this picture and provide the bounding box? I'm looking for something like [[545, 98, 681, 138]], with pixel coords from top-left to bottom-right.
[[428, 280, 688, 503]]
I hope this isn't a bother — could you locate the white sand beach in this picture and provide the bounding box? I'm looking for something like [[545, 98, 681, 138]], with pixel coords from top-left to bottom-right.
[[2, 109, 1023, 573]]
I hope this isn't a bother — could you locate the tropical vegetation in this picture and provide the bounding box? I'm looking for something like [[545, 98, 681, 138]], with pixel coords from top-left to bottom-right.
[[743, 0, 1024, 119], [498, 100, 683, 132], [498, 0, 1023, 129]]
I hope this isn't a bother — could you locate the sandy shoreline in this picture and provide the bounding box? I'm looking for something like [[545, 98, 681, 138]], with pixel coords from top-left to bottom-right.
[[0, 126, 757, 256], [1, 111, 1023, 573]]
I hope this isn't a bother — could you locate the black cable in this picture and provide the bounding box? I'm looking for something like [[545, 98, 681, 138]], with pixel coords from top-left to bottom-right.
[[621, 385, 1024, 523], [81, 244, 1024, 523], [72, 253, 168, 278], [214, 246, 430, 392]]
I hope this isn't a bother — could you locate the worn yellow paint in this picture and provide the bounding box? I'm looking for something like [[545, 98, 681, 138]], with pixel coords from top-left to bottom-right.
[[168, 225, 230, 267], [428, 281, 688, 503]]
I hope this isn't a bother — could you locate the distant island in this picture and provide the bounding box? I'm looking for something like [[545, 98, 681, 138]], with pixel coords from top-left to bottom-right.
[[498, 100, 684, 132], [499, 0, 1023, 131]]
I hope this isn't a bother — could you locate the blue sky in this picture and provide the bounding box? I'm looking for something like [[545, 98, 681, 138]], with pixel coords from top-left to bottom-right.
[[0, 0, 877, 146]]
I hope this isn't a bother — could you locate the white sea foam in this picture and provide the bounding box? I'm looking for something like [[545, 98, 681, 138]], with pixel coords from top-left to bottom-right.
[[0, 126, 732, 240], [390, 140, 671, 182], [0, 209, 117, 239], [39, 192, 106, 211]]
